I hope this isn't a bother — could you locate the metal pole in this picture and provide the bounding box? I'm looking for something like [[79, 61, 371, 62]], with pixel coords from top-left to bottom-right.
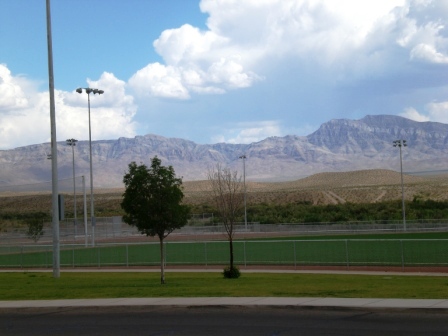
[[239, 155, 247, 231], [82, 175, 88, 247], [72, 143, 76, 236], [399, 144, 406, 231], [87, 93, 95, 247], [67, 139, 78, 238], [45, 0, 60, 278], [243, 157, 247, 230]]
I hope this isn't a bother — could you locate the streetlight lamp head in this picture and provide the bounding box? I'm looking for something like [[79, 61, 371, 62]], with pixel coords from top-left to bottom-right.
[[92, 89, 104, 95], [76, 88, 82, 94], [85, 88, 93, 94], [66, 138, 78, 146]]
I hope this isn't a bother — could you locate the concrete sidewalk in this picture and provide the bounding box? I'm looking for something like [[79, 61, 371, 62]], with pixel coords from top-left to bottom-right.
[[1, 297, 448, 310]]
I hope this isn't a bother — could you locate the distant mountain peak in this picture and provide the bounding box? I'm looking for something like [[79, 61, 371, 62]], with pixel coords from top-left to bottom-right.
[[1, 115, 448, 188]]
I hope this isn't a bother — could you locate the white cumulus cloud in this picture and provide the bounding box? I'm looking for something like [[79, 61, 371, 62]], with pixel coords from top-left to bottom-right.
[[400, 102, 448, 124], [212, 120, 282, 144], [411, 43, 448, 64], [129, 0, 448, 101], [0, 66, 137, 149], [399, 107, 430, 122], [0, 64, 30, 112]]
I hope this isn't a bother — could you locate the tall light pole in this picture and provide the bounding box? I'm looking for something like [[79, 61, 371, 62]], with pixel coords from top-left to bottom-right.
[[46, 0, 60, 278], [393, 139, 407, 231], [66, 138, 78, 238], [76, 87, 104, 246], [239, 154, 247, 231]]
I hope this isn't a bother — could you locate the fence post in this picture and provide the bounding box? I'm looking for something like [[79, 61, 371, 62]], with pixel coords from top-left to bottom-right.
[[126, 244, 129, 268], [400, 240, 405, 271], [97, 246, 101, 268], [204, 242, 208, 268], [293, 241, 297, 269], [243, 241, 247, 268], [345, 240, 350, 270], [72, 246, 75, 268]]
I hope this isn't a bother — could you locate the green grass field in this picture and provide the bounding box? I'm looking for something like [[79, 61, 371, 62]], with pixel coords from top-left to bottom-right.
[[1, 232, 448, 301], [1, 232, 448, 269], [1, 272, 448, 300]]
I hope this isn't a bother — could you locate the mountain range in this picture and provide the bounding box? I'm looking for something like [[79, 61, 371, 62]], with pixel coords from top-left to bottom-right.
[[1, 114, 448, 188]]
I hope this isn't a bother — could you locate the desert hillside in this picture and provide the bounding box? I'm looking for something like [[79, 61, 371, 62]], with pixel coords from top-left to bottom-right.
[[1, 169, 448, 214], [184, 169, 447, 205]]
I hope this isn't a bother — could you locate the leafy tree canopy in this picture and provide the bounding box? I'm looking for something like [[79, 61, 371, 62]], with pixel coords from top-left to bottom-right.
[[121, 157, 190, 240]]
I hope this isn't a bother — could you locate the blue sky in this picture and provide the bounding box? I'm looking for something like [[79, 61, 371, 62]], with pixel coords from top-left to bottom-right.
[[1, 0, 447, 149]]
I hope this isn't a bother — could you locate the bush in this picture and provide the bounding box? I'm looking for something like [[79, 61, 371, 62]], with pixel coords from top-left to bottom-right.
[[25, 218, 44, 242], [223, 266, 241, 279]]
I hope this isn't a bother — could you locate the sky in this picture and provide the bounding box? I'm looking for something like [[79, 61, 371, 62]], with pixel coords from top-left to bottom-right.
[[0, 0, 447, 150]]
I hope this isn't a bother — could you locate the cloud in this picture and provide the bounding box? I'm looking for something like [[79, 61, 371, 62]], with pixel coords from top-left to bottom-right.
[[0, 66, 137, 149], [0, 64, 30, 112], [426, 101, 448, 123], [130, 13, 265, 100], [154, 24, 225, 66], [399, 107, 430, 122], [0, 90, 50, 149], [211, 120, 282, 144], [400, 101, 448, 123], [410, 44, 448, 64], [127, 0, 448, 101], [128, 62, 190, 99]]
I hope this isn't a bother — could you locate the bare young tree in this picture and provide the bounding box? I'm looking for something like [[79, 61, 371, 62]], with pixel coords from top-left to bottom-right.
[[207, 164, 244, 278]]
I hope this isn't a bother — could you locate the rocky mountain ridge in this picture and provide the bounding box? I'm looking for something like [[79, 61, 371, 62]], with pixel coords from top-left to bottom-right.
[[1, 114, 448, 188]]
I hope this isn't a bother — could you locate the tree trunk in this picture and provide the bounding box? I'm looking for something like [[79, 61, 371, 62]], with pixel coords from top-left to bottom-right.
[[159, 238, 165, 284]]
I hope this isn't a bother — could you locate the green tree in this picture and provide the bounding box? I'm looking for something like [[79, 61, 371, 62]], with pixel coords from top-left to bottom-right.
[[121, 157, 190, 284]]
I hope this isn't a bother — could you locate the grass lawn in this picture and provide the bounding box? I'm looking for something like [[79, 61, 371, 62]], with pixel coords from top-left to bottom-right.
[[0, 271, 448, 301]]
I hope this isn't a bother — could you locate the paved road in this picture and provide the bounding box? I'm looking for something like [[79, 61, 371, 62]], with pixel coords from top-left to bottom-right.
[[1, 305, 448, 336]]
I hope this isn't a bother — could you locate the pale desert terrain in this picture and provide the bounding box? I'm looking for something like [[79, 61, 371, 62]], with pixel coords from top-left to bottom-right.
[[1, 169, 448, 215], [182, 169, 448, 205]]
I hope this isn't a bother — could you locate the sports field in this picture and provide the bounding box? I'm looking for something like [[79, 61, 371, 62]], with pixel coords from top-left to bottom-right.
[[1, 232, 448, 269]]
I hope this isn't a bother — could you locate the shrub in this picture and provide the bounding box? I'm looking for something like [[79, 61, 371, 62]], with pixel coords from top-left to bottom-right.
[[223, 265, 240, 279], [25, 218, 44, 242]]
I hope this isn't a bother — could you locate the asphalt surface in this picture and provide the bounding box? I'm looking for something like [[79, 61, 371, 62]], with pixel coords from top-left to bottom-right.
[[1, 303, 448, 335]]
